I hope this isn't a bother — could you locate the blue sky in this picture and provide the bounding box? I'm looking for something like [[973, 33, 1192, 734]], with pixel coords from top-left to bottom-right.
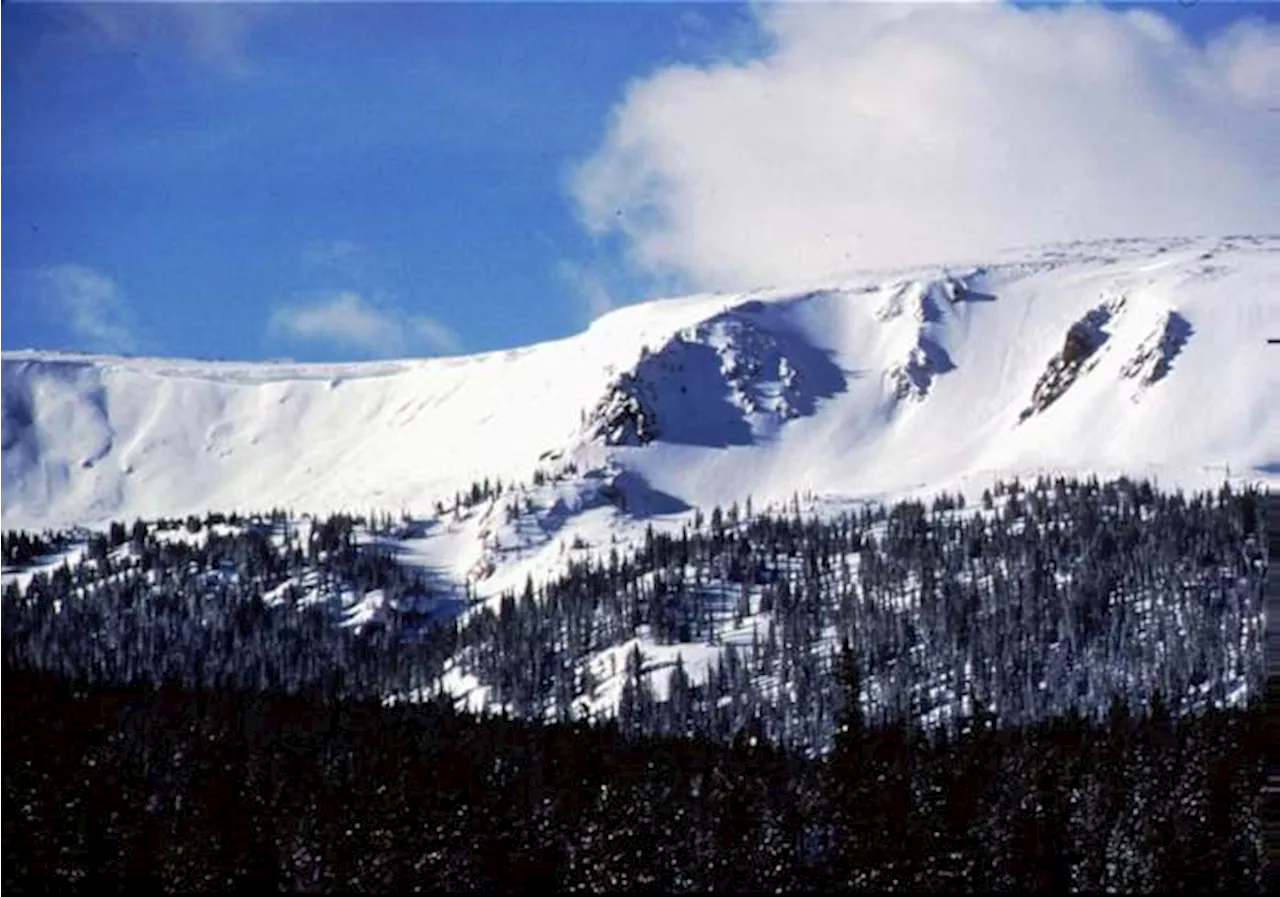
[[4, 2, 1277, 362]]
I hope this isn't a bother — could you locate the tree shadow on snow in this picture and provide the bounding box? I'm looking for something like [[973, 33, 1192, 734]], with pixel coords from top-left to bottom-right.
[[609, 469, 690, 517]]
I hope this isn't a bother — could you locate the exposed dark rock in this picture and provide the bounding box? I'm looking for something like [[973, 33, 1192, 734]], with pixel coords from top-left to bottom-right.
[[1060, 321, 1098, 365], [1120, 311, 1192, 388], [587, 373, 659, 446], [1018, 299, 1123, 423]]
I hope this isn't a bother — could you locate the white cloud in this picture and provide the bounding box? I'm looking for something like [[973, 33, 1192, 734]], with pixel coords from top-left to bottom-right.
[[571, 2, 1280, 292], [37, 264, 138, 354], [269, 292, 462, 358]]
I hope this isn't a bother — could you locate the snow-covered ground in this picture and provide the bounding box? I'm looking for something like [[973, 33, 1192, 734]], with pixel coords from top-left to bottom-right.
[[3, 237, 1274, 724]]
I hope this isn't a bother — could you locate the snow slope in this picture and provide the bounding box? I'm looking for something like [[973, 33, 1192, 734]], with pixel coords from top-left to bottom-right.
[[4, 235, 1277, 542]]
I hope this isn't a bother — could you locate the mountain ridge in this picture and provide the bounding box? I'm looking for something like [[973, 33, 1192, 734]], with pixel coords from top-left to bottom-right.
[[4, 235, 1277, 539]]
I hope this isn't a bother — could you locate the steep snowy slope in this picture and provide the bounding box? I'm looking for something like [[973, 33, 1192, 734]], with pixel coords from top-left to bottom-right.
[[599, 235, 1279, 513], [1, 294, 718, 531], [4, 235, 1277, 538]]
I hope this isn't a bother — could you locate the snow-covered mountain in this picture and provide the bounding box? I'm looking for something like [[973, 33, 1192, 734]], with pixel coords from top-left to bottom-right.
[[4, 235, 1274, 732], [4, 236, 1276, 540]]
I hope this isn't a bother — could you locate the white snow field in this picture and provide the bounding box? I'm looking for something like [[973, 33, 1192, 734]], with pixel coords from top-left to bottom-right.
[[5, 235, 1275, 538]]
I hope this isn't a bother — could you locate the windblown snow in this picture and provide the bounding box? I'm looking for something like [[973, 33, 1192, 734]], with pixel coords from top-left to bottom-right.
[[5, 235, 1277, 536]]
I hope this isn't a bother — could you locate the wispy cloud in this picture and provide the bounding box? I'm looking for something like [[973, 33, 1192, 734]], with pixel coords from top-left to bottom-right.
[[557, 260, 620, 325], [302, 239, 367, 274], [269, 292, 462, 359], [411, 316, 464, 356], [70, 3, 270, 78], [299, 239, 380, 286], [557, 252, 687, 328], [572, 3, 1280, 292], [37, 264, 138, 354]]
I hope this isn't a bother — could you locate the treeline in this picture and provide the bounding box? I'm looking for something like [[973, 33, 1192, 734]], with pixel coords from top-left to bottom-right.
[[431, 460, 581, 520], [2, 513, 456, 701], [1, 528, 75, 568], [1, 478, 1267, 752], [2, 666, 1265, 893], [456, 476, 1267, 747]]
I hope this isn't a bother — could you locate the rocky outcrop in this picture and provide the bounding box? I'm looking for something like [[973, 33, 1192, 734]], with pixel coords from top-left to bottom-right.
[[875, 275, 976, 324], [886, 336, 955, 402], [1018, 298, 1125, 423], [696, 317, 807, 422], [583, 309, 842, 448], [1120, 310, 1192, 389], [587, 372, 660, 446], [876, 276, 970, 404]]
